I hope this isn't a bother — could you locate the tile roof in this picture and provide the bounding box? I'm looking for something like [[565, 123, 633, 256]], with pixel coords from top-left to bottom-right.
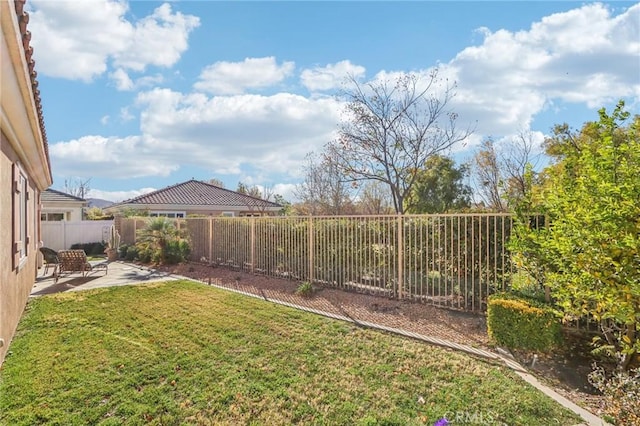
[[13, 0, 49, 165], [42, 188, 87, 203], [115, 179, 282, 209]]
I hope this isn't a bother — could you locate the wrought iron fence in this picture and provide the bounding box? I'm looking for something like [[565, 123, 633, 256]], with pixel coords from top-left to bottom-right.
[[118, 214, 514, 312]]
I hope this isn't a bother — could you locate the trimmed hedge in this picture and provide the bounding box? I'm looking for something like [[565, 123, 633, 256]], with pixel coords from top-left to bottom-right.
[[487, 293, 563, 352], [70, 242, 106, 256]]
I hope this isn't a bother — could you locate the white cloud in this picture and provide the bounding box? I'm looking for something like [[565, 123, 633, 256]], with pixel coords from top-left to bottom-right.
[[49, 135, 180, 178], [120, 107, 134, 122], [110, 68, 134, 91], [443, 2, 640, 134], [301, 60, 366, 91], [135, 88, 343, 176], [110, 69, 165, 91], [100, 115, 110, 125], [194, 57, 295, 95], [28, 1, 199, 81], [49, 89, 343, 181], [88, 188, 157, 203], [113, 3, 200, 72]]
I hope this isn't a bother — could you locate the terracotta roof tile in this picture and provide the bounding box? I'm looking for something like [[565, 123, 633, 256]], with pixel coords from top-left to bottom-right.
[[116, 179, 281, 209], [13, 0, 50, 168]]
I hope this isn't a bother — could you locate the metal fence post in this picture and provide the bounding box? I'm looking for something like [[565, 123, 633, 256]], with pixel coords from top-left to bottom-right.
[[250, 217, 255, 273], [397, 215, 403, 299], [308, 216, 314, 284]]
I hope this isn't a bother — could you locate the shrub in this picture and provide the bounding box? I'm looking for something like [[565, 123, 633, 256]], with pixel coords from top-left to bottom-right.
[[70, 242, 106, 256], [296, 282, 314, 298], [135, 217, 190, 265], [588, 365, 640, 425], [487, 293, 562, 352]]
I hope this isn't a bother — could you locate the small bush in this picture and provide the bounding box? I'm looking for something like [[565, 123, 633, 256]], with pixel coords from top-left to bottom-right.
[[135, 217, 190, 265], [588, 365, 640, 425], [487, 293, 562, 352], [296, 282, 314, 298], [70, 242, 106, 256]]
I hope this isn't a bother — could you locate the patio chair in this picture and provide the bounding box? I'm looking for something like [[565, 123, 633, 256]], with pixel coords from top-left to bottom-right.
[[55, 249, 108, 284], [39, 247, 59, 276]]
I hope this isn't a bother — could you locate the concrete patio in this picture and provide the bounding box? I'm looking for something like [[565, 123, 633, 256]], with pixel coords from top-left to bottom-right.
[[31, 261, 180, 297]]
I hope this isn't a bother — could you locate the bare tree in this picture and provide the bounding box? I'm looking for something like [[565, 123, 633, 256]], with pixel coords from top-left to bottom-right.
[[501, 129, 539, 203], [207, 178, 225, 188], [357, 180, 394, 215], [64, 178, 92, 199], [326, 71, 472, 214], [472, 139, 506, 211], [237, 182, 276, 214], [472, 130, 540, 211], [294, 152, 354, 215]]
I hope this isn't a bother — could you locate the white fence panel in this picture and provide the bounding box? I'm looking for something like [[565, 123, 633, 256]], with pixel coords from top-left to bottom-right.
[[41, 220, 114, 251]]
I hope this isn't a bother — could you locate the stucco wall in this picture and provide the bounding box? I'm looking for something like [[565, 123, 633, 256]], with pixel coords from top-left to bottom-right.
[[0, 133, 40, 364]]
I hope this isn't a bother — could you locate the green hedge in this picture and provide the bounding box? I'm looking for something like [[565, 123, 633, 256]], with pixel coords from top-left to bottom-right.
[[70, 242, 106, 256], [487, 293, 563, 352]]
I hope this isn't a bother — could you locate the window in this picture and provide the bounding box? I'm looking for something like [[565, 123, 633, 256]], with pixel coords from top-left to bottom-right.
[[41, 212, 65, 221], [221, 212, 235, 217], [13, 164, 29, 269], [149, 211, 185, 218]]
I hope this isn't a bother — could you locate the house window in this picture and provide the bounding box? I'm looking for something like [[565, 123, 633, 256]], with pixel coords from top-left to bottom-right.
[[149, 211, 185, 218], [13, 164, 29, 269], [41, 212, 65, 221], [221, 212, 235, 217]]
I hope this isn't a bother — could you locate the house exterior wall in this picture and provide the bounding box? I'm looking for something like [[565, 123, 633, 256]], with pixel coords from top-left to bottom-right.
[[1, 0, 53, 364], [42, 202, 84, 221], [0, 133, 42, 364]]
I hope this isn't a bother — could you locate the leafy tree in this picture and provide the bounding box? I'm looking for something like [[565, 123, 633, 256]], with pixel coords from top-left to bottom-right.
[[326, 71, 472, 214], [136, 217, 190, 264], [404, 155, 471, 213], [510, 101, 640, 369], [273, 194, 293, 216]]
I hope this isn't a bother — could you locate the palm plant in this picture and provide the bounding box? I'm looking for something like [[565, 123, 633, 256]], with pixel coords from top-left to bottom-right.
[[135, 217, 190, 264]]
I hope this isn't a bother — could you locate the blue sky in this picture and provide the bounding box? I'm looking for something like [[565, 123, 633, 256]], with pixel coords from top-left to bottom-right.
[[28, 1, 640, 202]]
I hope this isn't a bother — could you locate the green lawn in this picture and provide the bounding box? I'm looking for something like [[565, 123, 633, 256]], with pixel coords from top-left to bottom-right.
[[0, 280, 581, 425]]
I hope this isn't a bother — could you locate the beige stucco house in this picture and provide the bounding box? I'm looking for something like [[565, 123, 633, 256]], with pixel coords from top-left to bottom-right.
[[1, 0, 53, 364], [104, 179, 283, 218], [41, 188, 88, 222]]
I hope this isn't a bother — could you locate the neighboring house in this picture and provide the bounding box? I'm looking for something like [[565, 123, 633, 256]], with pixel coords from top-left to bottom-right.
[[41, 188, 87, 222], [104, 179, 282, 217], [1, 0, 53, 364]]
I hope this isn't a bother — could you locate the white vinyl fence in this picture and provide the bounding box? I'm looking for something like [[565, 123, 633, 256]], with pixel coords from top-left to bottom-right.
[[41, 220, 114, 251]]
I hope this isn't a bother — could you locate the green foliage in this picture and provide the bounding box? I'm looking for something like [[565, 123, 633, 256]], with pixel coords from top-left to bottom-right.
[[135, 217, 190, 265], [588, 366, 640, 425], [487, 293, 562, 352], [117, 244, 139, 261], [84, 207, 113, 220], [120, 208, 149, 218], [70, 242, 106, 256], [510, 101, 640, 368], [296, 281, 314, 297], [405, 155, 472, 213]]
